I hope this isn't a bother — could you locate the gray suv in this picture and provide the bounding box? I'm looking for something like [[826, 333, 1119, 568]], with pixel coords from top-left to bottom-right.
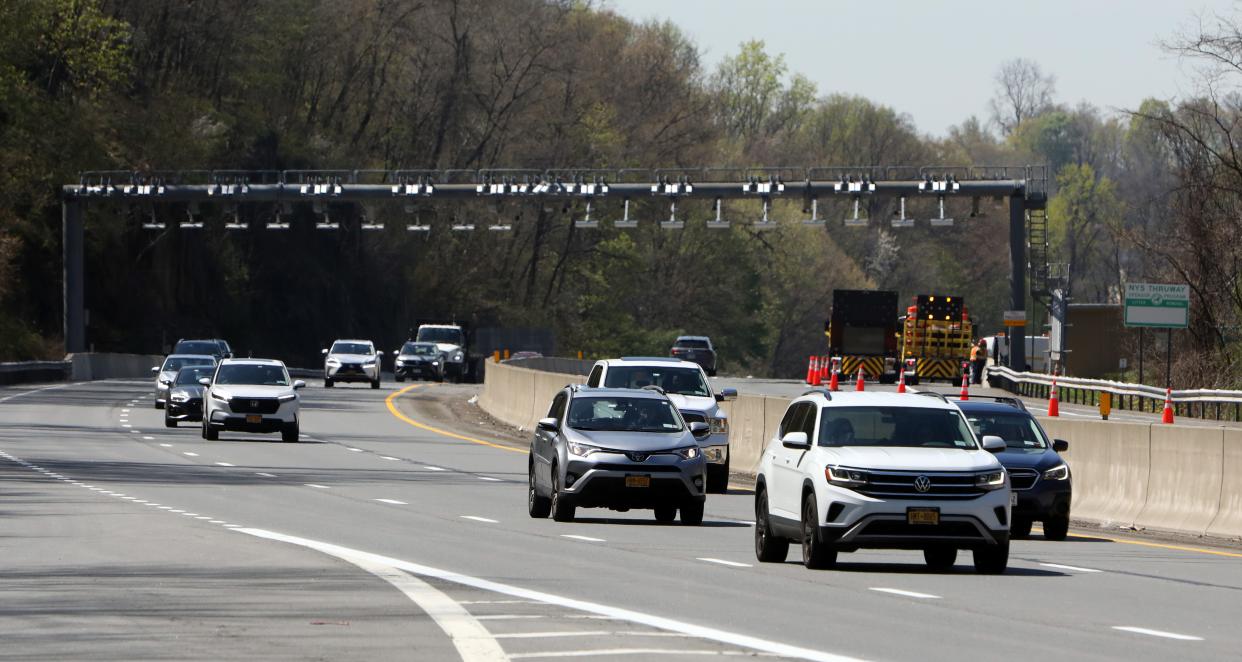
[[527, 385, 709, 525]]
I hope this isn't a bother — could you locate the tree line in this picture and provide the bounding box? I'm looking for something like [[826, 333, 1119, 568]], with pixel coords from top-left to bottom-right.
[[0, 0, 1237, 384]]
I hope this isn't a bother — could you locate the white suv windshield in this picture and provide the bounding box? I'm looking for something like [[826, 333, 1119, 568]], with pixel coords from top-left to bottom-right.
[[603, 366, 709, 397], [215, 364, 289, 386], [331, 342, 373, 355], [567, 397, 684, 433], [819, 406, 977, 449]]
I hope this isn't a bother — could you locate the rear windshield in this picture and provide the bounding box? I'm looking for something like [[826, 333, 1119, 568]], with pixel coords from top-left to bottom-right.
[[174, 341, 220, 355], [175, 366, 215, 385], [603, 366, 709, 397], [331, 342, 373, 355], [674, 339, 710, 349], [214, 364, 289, 386], [818, 406, 977, 449], [963, 412, 1048, 449], [162, 356, 215, 372], [567, 397, 684, 433]]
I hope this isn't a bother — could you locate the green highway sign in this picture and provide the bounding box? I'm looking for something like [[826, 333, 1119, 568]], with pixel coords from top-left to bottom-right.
[[1124, 282, 1189, 328]]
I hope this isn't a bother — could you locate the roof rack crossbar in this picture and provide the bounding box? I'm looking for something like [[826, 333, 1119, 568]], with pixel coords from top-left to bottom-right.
[[801, 388, 833, 400], [915, 391, 949, 403]]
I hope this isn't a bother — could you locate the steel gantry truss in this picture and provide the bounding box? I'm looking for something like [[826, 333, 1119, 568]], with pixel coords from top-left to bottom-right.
[[60, 165, 1048, 368]]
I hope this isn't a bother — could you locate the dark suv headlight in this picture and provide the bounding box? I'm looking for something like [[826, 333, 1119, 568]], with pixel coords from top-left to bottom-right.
[[1043, 463, 1069, 480]]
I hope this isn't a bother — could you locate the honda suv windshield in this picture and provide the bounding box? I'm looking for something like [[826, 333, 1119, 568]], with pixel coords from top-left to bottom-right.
[[215, 365, 289, 386], [567, 397, 684, 433], [602, 366, 709, 397], [819, 406, 977, 449]]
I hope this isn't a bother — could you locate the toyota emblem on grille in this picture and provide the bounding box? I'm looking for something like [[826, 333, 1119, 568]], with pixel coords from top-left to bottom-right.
[[913, 475, 932, 493], [627, 453, 648, 462]]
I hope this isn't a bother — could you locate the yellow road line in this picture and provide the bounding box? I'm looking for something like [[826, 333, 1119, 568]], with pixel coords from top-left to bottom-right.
[[1033, 525, 1242, 559], [384, 384, 528, 455]]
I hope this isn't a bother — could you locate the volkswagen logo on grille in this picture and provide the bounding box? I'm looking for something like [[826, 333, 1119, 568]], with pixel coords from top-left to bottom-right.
[[913, 475, 932, 493], [627, 453, 648, 462]]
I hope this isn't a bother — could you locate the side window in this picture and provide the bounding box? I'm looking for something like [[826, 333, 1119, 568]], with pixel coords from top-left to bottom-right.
[[778, 403, 809, 438], [547, 392, 568, 423], [800, 404, 819, 440], [587, 365, 603, 388]]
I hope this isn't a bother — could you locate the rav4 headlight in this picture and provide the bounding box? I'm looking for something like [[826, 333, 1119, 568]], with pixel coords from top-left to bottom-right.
[[976, 470, 1006, 490], [567, 440, 604, 457], [676, 446, 700, 460], [825, 465, 869, 488], [1043, 463, 1069, 480]]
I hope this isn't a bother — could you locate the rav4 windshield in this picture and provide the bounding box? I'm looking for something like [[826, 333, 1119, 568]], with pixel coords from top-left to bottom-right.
[[602, 366, 709, 397], [215, 365, 289, 386], [818, 406, 977, 450], [567, 397, 684, 433]]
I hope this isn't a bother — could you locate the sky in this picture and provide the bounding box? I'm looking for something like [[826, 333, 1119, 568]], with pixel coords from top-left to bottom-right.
[[607, 0, 1235, 137]]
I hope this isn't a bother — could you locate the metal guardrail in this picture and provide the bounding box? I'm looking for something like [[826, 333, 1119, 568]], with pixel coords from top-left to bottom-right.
[[0, 361, 72, 386], [987, 366, 1242, 421]]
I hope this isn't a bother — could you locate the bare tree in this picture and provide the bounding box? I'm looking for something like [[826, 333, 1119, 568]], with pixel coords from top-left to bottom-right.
[[989, 58, 1056, 135]]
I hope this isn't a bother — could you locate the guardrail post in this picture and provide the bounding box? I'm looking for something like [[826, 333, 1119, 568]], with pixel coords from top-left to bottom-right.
[[63, 201, 85, 353]]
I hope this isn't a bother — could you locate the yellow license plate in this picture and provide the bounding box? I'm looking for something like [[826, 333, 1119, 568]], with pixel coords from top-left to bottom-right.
[[246, 414, 262, 424], [907, 508, 939, 525], [625, 475, 650, 488]]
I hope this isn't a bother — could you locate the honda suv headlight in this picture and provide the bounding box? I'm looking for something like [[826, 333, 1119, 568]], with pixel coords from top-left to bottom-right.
[[976, 470, 1006, 490], [708, 417, 728, 434], [210, 391, 228, 402], [825, 465, 869, 488], [277, 394, 297, 402], [676, 446, 700, 460], [1043, 463, 1069, 480], [568, 440, 605, 457]]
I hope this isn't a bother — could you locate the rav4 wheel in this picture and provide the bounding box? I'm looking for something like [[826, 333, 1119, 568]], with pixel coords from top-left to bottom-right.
[[754, 489, 789, 563], [679, 502, 704, 526], [973, 541, 1009, 574], [801, 492, 837, 569], [527, 462, 551, 518], [164, 414, 176, 428], [202, 422, 218, 441], [1042, 515, 1069, 541], [654, 506, 677, 523], [549, 465, 575, 522], [371, 378, 380, 389]]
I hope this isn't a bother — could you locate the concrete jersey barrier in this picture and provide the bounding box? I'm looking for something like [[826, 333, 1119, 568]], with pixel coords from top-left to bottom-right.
[[1208, 429, 1242, 539]]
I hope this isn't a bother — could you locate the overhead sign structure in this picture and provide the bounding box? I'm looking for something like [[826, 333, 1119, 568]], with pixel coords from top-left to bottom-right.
[[1003, 310, 1027, 327], [1124, 283, 1189, 328]]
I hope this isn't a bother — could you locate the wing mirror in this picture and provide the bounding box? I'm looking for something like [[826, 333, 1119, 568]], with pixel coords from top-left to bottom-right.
[[781, 431, 810, 450], [321, 348, 329, 355], [159, 378, 172, 385], [689, 421, 710, 437], [293, 380, 306, 390], [151, 366, 160, 374], [715, 388, 738, 402], [537, 417, 559, 432], [981, 435, 1006, 453], [1053, 439, 1069, 453], [197, 377, 212, 387], [376, 350, 384, 356]]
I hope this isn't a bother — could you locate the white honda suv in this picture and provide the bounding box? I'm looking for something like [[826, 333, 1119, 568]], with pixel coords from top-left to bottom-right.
[[754, 390, 1012, 573], [201, 359, 305, 442]]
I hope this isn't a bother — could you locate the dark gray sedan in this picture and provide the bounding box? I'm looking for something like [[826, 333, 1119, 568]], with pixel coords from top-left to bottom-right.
[[164, 365, 216, 427], [528, 386, 708, 525]]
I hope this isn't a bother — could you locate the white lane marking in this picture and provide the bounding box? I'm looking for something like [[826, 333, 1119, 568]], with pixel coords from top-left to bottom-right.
[[494, 631, 611, 640], [869, 588, 940, 600], [374, 498, 407, 505], [133, 500, 147, 503], [475, 615, 545, 621], [183, 452, 198, 457], [159, 443, 172, 447], [461, 515, 499, 524], [459, 600, 539, 605], [508, 650, 752, 659], [169, 509, 185, 513], [195, 516, 212, 520], [696, 558, 752, 568], [0, 383, 70, 403], [121, 424, 131, 428], [223, 524, 243, 528], [347, 448, 363, 452], [1112, 626, 1203, 641], [122, 409, 130, 413], [304, 484, 330, 489], [479, 476, 502, 482], [236, 528, 867, 662], [215, 462, 235, 467], [130, 430, 141, 434], [209, 520, 225, 524], [256, 472, 277, 477], [1040, 563, 1101, 573], [142, 436, 154, 440], [424, 466, 447, 471], [380, 456, 400, 461], [561, 535, 606, 543]]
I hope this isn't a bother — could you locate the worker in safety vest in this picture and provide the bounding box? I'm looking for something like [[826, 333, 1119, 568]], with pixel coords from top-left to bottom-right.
[[970, 339, 987, 384]]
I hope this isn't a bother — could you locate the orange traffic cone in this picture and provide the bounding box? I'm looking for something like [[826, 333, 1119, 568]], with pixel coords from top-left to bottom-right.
[[806, 356, 816, 385], [811, 357, 822, 386], [855, 367, 865, 392], [828, 363, 839, 391], [1162, 387, 1174, 424], [1047, 378, 1060, 417], [820, 356, 830, 382], [896, 367, 907, 393], [959, 367, 970, 401]]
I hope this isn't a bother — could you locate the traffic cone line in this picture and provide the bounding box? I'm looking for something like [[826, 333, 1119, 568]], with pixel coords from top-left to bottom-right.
[[811, 358, 822, 386], [828, 363, 839, 391], [896, 367, 907, 393], [1162, 387, 1174, 424], [855, 367, 865, 392], [959, 365, 969, 400], [806, 356, 816, 385], [820, 356, 830, 382], [1047, 378, 1060, 417]]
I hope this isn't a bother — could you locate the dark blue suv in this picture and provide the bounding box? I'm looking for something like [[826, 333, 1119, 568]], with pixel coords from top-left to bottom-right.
[[955, 397, 1072, 540]]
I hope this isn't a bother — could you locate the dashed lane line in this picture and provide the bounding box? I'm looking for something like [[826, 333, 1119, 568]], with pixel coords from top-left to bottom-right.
[[374, 498, 408, 505], [869, 588, 940, 600], [256, 472, 277, 477], [561, 535, 606, 543], [461, 515, 499, 524], [1112, 626, 1203, 641], [182, 452, 198, 457], [305, 484, 330, 489], [1040, 563, 1101, 573], [215, 462, 235, 467], [696, 558, 752, 568]]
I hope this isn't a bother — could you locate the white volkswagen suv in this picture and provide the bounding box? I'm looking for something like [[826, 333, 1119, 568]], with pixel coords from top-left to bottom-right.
[[586, 358, 736, 493], [754, 390, 1012, 573], [201, 359, 305, 442]]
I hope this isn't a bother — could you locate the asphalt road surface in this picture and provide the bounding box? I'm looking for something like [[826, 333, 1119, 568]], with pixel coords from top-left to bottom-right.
[[3, 379, 1241, 661]]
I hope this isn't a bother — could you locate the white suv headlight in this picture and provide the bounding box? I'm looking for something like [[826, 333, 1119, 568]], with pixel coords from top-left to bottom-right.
[[364, 357, 377, 365], [1042, 463, 1069, 480], [277, 394, 296, 403], [976, 470, 1006, 490], [326, 358, 341, 366], [825, 465, 869, 488]]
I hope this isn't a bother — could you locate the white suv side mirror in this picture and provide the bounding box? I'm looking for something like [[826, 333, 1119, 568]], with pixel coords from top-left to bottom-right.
[[293, 380, 306, 390], [781, 431, 810, 449], [981, 435, 1006, 453], [198, 377, 212, 387], [321, 348, 329, 355], [151, 366, 160, 373]]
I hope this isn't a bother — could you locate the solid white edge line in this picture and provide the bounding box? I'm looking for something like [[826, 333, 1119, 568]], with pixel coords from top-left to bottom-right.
[[0, 382, 71, 403], [493, 631, 611, 640], [696, 557, 752, 568], [478, 476, 502, 482], [507, 649, 750, 659], [235, 528, 867, 662], [1040, 563, 1102, 573], [1112, 626, 1203, 641], [869, 588, 940, 600], [380, 456, 400, 461], [215, 462, 235, 467]]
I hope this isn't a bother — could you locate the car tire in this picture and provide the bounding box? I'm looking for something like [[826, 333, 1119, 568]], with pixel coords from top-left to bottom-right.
[[654, 506, 677, 523], [1010, 517, 1032, 539], [706, 461, 729, 494], [680, 501, 704, 526], [203, 422, 218, 441], [325, 378, 334, 388], [801, 492, 837, 569], [972, 541, 1010, 574], [549, 465, 575, 522], [371, 378, 380, 389], [396, 375, 405, 383], [1043, 515, 1070, 541], [155, 400, 164, 410], [528, 462, 551, 518], [923, 547, 958, 571], [164, 415, 176, 428], [754, 488, 789, 563], [282, 421, 299, 443]]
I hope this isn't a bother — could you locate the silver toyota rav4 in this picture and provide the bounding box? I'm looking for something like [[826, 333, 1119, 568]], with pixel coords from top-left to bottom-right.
[[527, 385, 709, 525]]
